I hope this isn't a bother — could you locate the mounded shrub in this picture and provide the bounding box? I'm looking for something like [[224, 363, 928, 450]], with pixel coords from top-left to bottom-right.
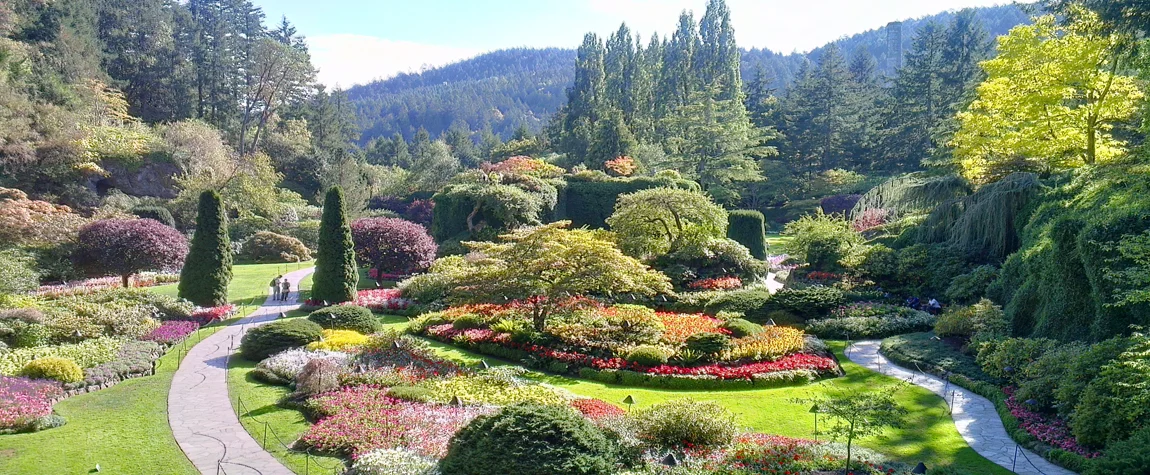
[[770, 286, 847, 319], [21, 357, 83, 383], [624, 345, 669, 367], [294, 358, 341, 397], [933, 299, 1008, 341], [240, 319, 323, 361], [452, 314, 485, 330], [385, 386, 435, 403], [702, 289, 772, 321], [721, 318, 763, 337], [944, 265, 998, 304], [727, 210, 769, 260], [240, 231, 311, 263], [307, 305, 380, 334], [178, 191, 232, 307], [782, 211, 863, 271], [631, 399, 736, 448], [1085, 425, 1150, 475], [350, 217, 437, 282], [684, 333, 730, 356], [131, 206, 175, 228], [439, 403, 614, 475]]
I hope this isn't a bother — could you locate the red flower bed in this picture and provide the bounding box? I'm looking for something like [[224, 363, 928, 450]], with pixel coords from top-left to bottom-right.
[[644, 353, 837, 379], [1004, 387, 1099, 458], [185, 304, 236, 325], [687, 276, 743, 290], [347, 288, 411, 312], [570, 398, 625, 420]]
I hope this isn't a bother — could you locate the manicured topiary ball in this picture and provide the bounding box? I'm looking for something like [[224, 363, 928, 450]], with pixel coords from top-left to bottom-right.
[[439, 404, 613, 475], [307, 305, 380, 334], [240, 319, 323, 361]]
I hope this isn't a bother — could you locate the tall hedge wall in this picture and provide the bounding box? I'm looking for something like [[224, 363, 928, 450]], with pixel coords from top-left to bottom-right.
[[727, 210, 769, 260], [557, 175, 699, 229]]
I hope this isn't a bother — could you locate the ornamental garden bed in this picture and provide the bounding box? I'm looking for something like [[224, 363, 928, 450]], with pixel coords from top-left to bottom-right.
[[239, 327, 916, 475], [410, 298, 841, 389], [0, 288, 234, 434]]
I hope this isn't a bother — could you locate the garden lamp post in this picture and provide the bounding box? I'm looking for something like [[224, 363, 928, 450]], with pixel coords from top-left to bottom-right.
[[911, 462, 928, 474], [623, 395, 635, 412], [479, 359, 490, 370], [809, 404, 820, 441], [765, 318, 776, 326], [661, 452, 679, 467]]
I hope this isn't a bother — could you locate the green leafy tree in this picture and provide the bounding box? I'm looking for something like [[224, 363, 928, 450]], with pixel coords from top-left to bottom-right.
[[0, 249, 39, 296], [179, 190, 233, 306], [606, 187, 728, 258], [795, 385, 907, 471], [311, 186, 358, 304], [953, 9, 1143, 183], [452, 221, 671, 331]]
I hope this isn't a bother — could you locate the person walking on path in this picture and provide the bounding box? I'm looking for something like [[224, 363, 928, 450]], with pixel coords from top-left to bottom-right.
[[280, 279, 291, 301], [270, 275, 282, 300]]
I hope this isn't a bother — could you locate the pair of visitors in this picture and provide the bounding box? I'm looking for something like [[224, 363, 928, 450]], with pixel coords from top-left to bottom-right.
[[270, 276, 283, 300], [280, 279, 291, 301]]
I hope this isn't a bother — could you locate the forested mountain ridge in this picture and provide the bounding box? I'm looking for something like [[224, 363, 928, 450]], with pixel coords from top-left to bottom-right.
[[348, 4, 1030, 144]]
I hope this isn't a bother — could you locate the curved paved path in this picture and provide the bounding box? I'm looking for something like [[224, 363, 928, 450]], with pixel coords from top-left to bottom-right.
[[847, 340, 1076, 475], [169, 267, 314, 475]]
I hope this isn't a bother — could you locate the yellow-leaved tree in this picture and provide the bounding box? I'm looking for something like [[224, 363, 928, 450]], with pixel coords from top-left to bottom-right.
[[952, 8, 1143, 184]]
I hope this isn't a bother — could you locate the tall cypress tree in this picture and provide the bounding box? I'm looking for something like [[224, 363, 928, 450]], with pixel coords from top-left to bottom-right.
[[312, 186, 358, 304], [179, 190, 232, 306]]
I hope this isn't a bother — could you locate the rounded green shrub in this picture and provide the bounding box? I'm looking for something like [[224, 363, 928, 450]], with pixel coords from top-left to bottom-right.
[[631, 399, 736, 448], [624, 345, 669, 367], [721, 318, 762, 338], [240, 319, 323, 361], [703, 289, 772, 321], [769, 286, 847, 319], [240, 231, 312, 263], [1085, 425, 1150, 475], [307, 305, 380, 334], [439, 403, 614, 475], [21, 357, 83, 383], [685, 333, 730, 356], [131, 206, 176, 228]]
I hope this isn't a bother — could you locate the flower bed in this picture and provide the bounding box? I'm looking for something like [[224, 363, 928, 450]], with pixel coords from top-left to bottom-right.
[[0, 376, 63, 433], [1005, 387, 1099, 458], [33, 273, 179, 298], [687, 276, 743, 291], [347, 289, 411, 313], [415, 299, 839, 388], [184, 304, 237, 325], [142, 321, 201, 345], [805, 302, 935, 339]]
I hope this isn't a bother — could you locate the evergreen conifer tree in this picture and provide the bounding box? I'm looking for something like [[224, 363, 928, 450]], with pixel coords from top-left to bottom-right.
[[179, 190, 233, 306], [312, 186, 358, 304]]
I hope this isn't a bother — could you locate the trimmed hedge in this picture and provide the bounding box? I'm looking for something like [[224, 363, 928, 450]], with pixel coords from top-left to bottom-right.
[[240, 319, 323, 361], [440, 404, 614, 475], [307, 305, 380, 334], [558, 175, 699, 229], [727, 210, 769, 260]]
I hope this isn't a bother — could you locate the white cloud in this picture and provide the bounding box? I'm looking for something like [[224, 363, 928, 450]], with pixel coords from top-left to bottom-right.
[[308, 34, 483, 88], [587, 0, 1010, 53]]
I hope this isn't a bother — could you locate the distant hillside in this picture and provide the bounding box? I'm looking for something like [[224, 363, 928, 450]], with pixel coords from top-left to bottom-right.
[[348, 48, 575, 144], [349, 4, 1030, 144]]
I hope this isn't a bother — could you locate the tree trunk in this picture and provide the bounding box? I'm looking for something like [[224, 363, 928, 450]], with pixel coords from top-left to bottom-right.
[[467, 202, 482, 232], [1086, 116, 1097, 165], [846, 421, 854, 471], [122, 274, 131, 289]]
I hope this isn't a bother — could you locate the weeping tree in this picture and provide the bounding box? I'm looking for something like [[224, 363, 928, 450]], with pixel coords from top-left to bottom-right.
[[851, 173, 971, 219], [179, 191, 233, 306], [312, 186, 358, 303], [917, 172, 1044, 262], [606, 187, 728, 258]]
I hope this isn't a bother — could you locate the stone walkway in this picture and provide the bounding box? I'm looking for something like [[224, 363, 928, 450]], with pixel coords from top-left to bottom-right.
[[846, 340, 1076, 475], [169, 267, 314, 475]]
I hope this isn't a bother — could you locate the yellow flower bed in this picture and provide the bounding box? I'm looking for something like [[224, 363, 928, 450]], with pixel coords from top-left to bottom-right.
[[721, 326, 806, 361], [308, 329, 369, 352]]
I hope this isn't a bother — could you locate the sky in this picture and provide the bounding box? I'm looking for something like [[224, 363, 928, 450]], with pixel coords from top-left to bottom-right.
[[250, 0, 1014, 88]]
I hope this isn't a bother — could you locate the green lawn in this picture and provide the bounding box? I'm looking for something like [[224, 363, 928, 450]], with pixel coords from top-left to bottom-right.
[[0, 262, 296, 474], [151, 260, 314, 307], [766, 232, 793, 252]]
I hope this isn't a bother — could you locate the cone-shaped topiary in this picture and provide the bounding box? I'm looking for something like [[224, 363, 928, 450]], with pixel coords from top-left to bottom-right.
[[312, 186, 358, 303], [179, 190, 233, 306]]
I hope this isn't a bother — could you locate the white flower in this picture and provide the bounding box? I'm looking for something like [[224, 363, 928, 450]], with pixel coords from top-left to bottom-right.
[[257, 348, 349, 381], [349, 448, 439, 475]]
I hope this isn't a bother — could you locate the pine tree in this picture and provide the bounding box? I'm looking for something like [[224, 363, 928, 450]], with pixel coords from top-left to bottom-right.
[[879, 22, 948, 170], [178, 190, 233, 306], [312, 186, 358, 304], [557, 33, 607, 163], [657, 11, 699, 117], [589, 108, 637, 168], [697, 0, 741, 100]]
